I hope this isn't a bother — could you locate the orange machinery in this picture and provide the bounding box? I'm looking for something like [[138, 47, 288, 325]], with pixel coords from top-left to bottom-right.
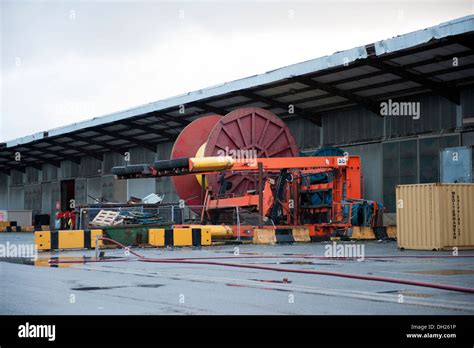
[[195, 156, 362, 238], [112, 154, 379, 238]]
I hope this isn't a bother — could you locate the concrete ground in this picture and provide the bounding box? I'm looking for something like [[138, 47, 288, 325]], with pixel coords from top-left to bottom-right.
[[1, 232, 473, 315]]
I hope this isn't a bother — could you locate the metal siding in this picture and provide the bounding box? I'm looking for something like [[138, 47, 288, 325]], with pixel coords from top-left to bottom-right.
[[462, 131, 474, 147], [385, 95, 457, 138], [9, 186, 25, 210], [102, 152, 126, 175], [156, 176, 178, 203], [0, 174, 10, 210], [86, 177, 102, 203], [419, 137, 439, 183], [50, 181, 61, 225], [24, 183, 41, 215], [25, 167, 40, 184], [383, 135, 460, 212], [156, 142, 173, 161], [60, 160, 80, 179], [80, 156, 102, 177], [286, 119, 321, 150], [127, 177, 156, 200], [399, 140, 418, 185], [383, 142, 400, 212], [341, 143, 383, 204], [100, 175, 127, 203], [461, 86, 474, 119], [130, 146, 156, 165], [75, 178, 87, 205], [11, 170, 24, 185], [42, 163, 58, 181], [114, 178, 127, 202], [41, 182, 51, 214], [101, 175, 115, 202], [322, 107, 383, 145]]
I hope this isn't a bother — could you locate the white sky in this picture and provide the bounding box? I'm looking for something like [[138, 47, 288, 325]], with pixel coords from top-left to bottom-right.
[[1, 0, 473, 142]]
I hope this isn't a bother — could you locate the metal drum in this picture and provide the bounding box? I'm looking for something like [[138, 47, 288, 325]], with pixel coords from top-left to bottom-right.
[[204, 107, 299, 194], [170, 115, 222, 211]]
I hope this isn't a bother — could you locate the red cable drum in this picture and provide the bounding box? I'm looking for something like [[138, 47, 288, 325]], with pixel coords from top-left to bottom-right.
[[204, 107, 299, 194], [170, 115, 222, 210]]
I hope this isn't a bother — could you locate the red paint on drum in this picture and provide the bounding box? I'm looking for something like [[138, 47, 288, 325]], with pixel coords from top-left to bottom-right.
[[204, 107, 298, 195], [170, 115, 222, 210]]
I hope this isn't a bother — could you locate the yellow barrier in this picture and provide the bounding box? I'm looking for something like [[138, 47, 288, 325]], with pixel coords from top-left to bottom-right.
[[351, 227, 376, 240], [149, 228, 211, 247], [386, 225, 397, 239], [253, 229, 277, 244], [35, 230, 103, 251], [291, 227, 311, 242]]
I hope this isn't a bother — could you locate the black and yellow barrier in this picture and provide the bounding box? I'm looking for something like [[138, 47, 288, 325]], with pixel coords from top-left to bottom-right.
[[149, 228, 211, 247], [34, 230, 103, 251], [253, 227, 311, 244]]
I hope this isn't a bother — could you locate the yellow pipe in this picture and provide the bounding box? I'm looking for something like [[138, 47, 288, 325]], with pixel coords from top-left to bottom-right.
[[195, 143, 206, 187], [190, 156, 234, 173], [188, 225, 234, 239]]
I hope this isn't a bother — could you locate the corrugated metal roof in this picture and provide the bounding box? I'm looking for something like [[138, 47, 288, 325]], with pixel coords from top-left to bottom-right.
[[1, 15, 473, 173]]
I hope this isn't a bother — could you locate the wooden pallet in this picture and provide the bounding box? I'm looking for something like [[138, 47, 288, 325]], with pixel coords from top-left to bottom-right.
[[91, 210, 120, 226]]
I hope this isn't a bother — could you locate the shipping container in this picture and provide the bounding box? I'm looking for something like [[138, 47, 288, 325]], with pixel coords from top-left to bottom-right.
[[396, 183, 474, 250]]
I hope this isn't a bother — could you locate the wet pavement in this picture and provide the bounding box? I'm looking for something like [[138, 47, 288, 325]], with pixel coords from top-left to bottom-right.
[[1, 233, 473, 315]]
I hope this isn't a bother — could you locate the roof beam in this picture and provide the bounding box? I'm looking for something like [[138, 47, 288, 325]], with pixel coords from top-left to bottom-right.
[[243, 39, 457, 97], [456, 35, 474, 51], [239, 90, 322, 126], [0, 147, 66, 165], [423, 62, 474, 78], [12, 159, 61, 170], [121, 120, 179, 141], [44, 139, 104, 161], [94, 129, 157, 152], [65, 133, 125, 155], [150, 112, 191, 127], [366, 59, 461, 104], [30, 163, 43, 171], [191, 101, 228, 115], [210, 48, 474, 110], [293, 75, 382, 116]]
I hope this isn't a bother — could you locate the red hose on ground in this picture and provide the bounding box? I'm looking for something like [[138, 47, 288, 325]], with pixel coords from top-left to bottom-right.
[[47, 236, 474, 294]]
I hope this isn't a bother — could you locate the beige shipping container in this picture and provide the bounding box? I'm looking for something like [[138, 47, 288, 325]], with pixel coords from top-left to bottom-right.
[[396, 183, 474, 250]]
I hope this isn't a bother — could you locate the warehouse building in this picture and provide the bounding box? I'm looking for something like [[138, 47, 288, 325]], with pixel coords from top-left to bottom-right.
[[1, 15, 473, 227]]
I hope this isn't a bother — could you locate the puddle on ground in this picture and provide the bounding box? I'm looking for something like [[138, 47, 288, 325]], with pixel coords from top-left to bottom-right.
[[406, 269, 474, 276], [250, 278, 292, 284], [225, 283, 291, 292], [0, 256, 123, 268], [71, 283, 164, 291], [377, 289, 433, 298], [277, 261, 337, 266], [279, 261, 315, 265]]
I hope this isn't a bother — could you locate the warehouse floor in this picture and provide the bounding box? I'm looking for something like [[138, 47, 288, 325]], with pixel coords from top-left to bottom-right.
[[1, 233, 473, 315]]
